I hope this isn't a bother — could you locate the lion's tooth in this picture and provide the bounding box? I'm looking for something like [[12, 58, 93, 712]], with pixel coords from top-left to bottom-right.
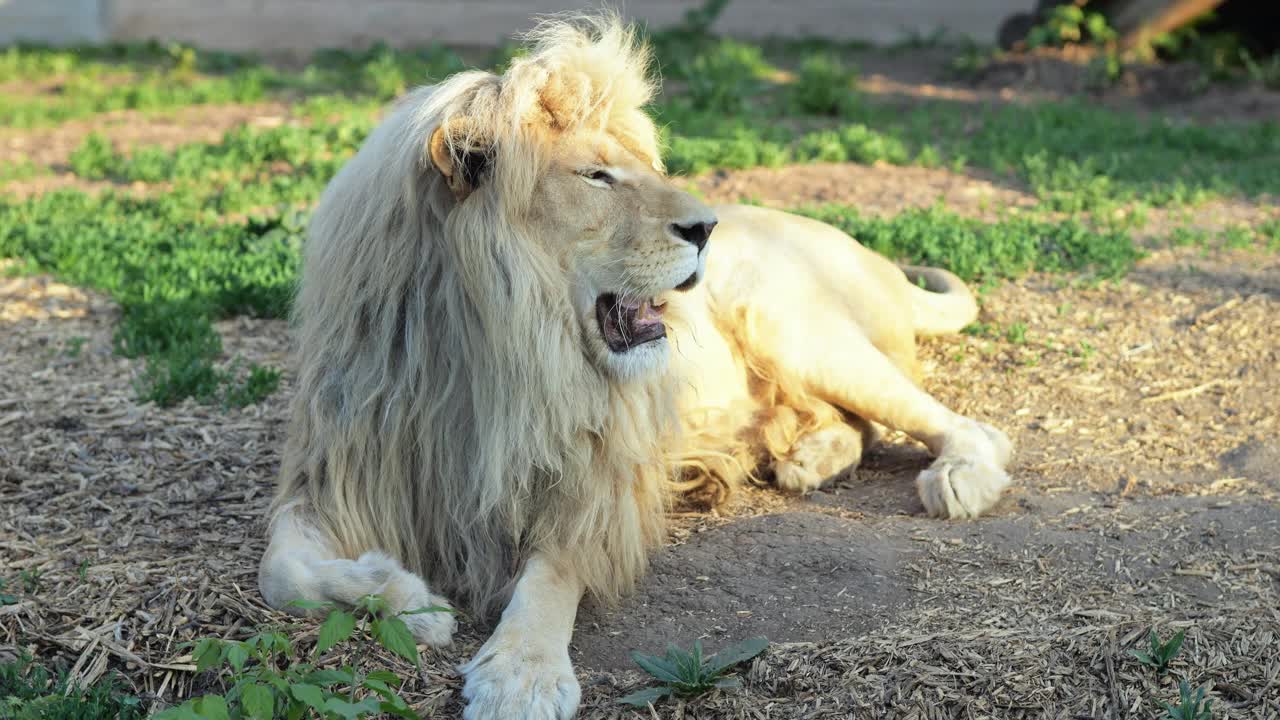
[[634, 301, 661, 323]]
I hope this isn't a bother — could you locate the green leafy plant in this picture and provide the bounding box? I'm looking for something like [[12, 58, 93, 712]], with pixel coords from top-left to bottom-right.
[[790, 53, 858, 115], [154, 596, 451, 720], [222, 363, 283, 409], [618, 636, 768, 707], [1161, 680, 1213, 720], [677, 40, 776, 114], [1130, 627, 1186, 676], [1026, 4, 1116, 49]]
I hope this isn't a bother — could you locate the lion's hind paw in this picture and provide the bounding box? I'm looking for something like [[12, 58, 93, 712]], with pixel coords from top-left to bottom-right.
[[916, 456, 1010, 519]]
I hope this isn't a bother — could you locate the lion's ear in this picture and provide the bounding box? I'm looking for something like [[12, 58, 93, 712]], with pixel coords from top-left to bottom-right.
[[428, 118, 492, 201]]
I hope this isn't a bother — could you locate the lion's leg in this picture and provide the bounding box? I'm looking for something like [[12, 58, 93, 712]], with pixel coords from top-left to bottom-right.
[[258, 503, 456, 646], [459, 551, 582, 720], [773, 417, 875, 494], [749, 313, 1012, 518]]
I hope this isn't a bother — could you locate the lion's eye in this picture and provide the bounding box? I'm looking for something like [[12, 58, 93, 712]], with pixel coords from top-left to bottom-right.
[[580, 169, 616, 186]]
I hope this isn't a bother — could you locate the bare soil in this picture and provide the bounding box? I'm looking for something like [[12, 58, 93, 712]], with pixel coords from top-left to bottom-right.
[[3, 51, 1279, 719]]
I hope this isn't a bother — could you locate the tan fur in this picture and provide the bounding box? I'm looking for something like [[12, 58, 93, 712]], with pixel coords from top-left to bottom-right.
[[259, 14, 1013, 719]]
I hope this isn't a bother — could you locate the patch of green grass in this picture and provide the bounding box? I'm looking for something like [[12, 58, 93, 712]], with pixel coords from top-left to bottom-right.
[[1, 655, 146, 720], [0, 158, 43, 183], [834, 100, 1279, 207], [620, 636, 768, 707], [798, 204, 1143, 281], [68, 116, 373, 185], [0, 41, 467, 127], [663, 121, 913, 176], [0, 40, 255, 84], [0, 69, 272, 128], [658, 77, 1279, 207], [0, 190, 302, 406]]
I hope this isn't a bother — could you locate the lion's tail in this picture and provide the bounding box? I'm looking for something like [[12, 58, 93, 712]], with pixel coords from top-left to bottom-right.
[[899, 265, 979, 336]]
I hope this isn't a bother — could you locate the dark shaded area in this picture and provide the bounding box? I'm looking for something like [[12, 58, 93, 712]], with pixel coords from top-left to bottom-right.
[[574, 512, 915, 669], [573, 496, 1280, 671]]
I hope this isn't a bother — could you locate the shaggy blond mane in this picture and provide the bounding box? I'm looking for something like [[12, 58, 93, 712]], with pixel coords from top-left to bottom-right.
[[270, 15, 675, 618]]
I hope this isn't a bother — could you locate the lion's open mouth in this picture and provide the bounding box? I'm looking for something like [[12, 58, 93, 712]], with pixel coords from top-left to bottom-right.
[[596, 294, 667, 353]]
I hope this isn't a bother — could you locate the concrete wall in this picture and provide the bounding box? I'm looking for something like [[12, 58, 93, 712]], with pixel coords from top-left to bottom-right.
[[0, 0, 105, 45], [3, 1, 1035, 50]]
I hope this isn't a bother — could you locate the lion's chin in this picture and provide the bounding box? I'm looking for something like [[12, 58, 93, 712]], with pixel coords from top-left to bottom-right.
[[600, 336, 670, 380]]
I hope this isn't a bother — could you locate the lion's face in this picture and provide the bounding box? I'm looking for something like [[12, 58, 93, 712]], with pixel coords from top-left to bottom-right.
[[531, 130, 717, 379]]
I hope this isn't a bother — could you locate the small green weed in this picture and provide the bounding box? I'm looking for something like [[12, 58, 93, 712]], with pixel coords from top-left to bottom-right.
[[0, 579, 17, 606], [155, 596, 451, 720], [68, 132, 116, 178], [1168, 227, 1210, 247], [1219, 225, 1252, 250], [1259, 218, 1280, 251], [1130, 627, 1186, 676], [962, 322, 996, 338], [18, 569, 42, 595], [222, 362, 283, 409], [1071, 340, 1096, 360], [1, 655, 145, 720], [0, 158, 42, 182], [1161, 680, 1213, 720], [619, 636, 768, 707], [1004, 322, 1028, 344], [61, 336, 88, 359]]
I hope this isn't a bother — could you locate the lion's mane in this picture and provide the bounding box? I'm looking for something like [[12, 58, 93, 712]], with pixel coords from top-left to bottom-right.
[[270, 16, 674, 618]]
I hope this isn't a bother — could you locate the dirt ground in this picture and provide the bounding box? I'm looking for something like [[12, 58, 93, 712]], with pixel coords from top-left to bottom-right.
[[2, 50, 1279, 718]]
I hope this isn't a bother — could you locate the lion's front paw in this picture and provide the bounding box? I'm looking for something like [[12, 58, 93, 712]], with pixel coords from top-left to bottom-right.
[[459, 640, 579, 720], [916, 456, 1010, 519], [353, 551, 456, 646], [401, 601, 456, 647]]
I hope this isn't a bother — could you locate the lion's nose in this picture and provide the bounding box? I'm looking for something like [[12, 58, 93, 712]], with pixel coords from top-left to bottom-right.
[[671, 220, 716, 252]]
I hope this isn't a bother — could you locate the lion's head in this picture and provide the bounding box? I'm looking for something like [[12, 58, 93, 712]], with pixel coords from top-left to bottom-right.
[[277, 15, 700, 617], [422, 19, 716, 379]]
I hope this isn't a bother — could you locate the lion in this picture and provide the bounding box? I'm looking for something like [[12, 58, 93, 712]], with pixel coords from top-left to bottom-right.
[[258, 15, 1013, 720]]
